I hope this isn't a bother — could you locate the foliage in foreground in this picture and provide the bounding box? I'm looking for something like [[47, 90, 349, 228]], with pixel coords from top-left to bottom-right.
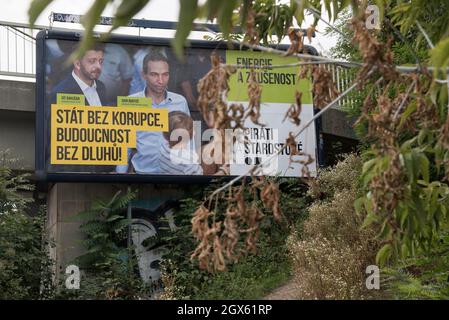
[[160, 179, 310, 300], [56, 189, 155, 300], [324, 4, 449, 299], [381, 229, 449, 299], [0, 160, 53, 300]]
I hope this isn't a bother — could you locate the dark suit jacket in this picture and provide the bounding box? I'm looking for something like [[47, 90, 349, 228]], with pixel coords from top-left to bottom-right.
[[48, 73, 114, 173], [50, 73, 109, 106]]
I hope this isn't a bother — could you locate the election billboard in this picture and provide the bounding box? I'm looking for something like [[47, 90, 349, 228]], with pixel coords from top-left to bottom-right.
[[35, 30, 317, 182]]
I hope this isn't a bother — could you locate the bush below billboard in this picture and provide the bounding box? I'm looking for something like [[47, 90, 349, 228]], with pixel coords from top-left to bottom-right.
[[36, 31, 317, 181]]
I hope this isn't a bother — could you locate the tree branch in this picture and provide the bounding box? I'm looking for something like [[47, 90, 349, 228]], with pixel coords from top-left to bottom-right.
[[207, 68, 378, 200], [393, 79, 416, 121], [203, 28, 448, 74], [416, 21, 434, 49]]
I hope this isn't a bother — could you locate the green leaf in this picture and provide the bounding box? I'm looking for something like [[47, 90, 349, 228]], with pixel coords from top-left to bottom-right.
[[354, 197, 365, 215], [376, 219, 392, 240], [400, 242, 409, 257], [79, 221, 106, 234], [203, 0, 223, 20], [431, 37, 449, 71], [28, 0, 53, 27], [172, 0, 198, 60], [113, 0, 150, 28], [361, 158, 377, 187], [82, 0, 110, 37], [361, 211, 378, 229], [403, 152, 415, 183], [292, 0, 306, 26], [106, 215, 123, 222], [98, 0, 151, 41], [217, 0, 238, 38], [413, 197, 426, 231], [376, 243, 392, 267], [417, 128, 428, 145], [111, 190, 136, 211], [418, 153, 429, 183], [399, 101, 417, 129], [69, 0, 110, 62], [399, 204, 409, 228]]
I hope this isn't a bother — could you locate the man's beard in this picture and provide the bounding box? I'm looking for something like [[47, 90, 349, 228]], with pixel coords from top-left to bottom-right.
[[81, 66, 101, 81]]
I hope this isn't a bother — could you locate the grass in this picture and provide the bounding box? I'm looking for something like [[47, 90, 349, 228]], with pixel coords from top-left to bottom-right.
[[192, 241, 292, 300]]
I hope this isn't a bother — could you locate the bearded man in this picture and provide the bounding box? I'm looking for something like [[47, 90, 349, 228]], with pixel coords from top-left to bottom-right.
[[51, 43, 107, 106]]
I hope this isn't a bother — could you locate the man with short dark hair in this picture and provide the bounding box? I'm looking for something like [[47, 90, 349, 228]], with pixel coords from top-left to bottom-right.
[[49, 44, 111, 173], [116, 49, 190, 174], [51, 44, 107, 106]]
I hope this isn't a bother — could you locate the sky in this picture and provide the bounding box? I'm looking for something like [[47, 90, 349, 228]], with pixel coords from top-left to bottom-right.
[[0, 0, 338, 54]]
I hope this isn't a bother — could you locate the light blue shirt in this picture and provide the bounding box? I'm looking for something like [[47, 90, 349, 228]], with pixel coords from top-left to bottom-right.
[[116, 89, 190, 174], [159, 139, 203, 175]]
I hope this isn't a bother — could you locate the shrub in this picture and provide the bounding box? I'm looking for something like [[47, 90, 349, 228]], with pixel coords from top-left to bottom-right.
[[56, 189, 153, 300], [0, 156, 54, 299], [287, 154, 382, 299], [159, 178, 310, 299], [381, 229, 449, 299], [0, 207, 54, 299]]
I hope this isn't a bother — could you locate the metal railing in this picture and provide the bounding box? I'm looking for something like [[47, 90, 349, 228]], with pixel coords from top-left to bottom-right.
[[323, 63, 356, 108], [0, 21, 44, 78]]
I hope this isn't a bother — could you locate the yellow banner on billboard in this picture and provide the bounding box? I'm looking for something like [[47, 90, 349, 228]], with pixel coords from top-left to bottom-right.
[[226, 50, 312, 104], [50, 104, 168, 165]]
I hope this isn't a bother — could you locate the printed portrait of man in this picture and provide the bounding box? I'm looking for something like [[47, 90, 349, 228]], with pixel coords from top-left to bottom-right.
[[116, 49, 191, 174], [50, 43, 107, 106]]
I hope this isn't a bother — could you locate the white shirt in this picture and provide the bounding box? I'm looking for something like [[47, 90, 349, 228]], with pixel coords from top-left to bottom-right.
[[72, 71, 102, 106]]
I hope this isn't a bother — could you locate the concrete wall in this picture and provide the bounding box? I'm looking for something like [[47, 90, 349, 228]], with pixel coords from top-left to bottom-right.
[[47, 182, 186, 278], [0, 79, 35, 112], [0, 80, 35, 170], [0, 110, 35, 169]]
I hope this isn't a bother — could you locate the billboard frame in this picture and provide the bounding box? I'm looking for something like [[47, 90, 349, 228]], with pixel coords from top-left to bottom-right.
[[35, 29, 322, 184]]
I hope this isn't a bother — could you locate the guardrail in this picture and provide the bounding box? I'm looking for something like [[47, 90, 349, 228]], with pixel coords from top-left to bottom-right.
[[322, 63, 356, 109], [0, 20, 44, 78]]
